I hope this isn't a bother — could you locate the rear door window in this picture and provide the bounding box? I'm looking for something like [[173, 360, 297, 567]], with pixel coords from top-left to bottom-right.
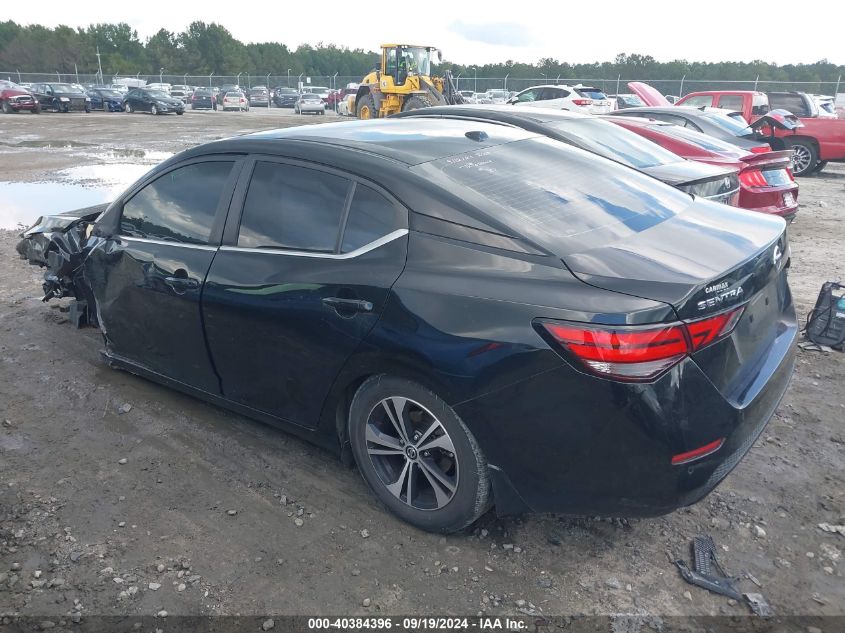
[[681, 95, 713, 108], [238, 162, 350, 251], [717, 95, 744, 111], [341, 184, 407, 253], [121, 161, 234, 244]]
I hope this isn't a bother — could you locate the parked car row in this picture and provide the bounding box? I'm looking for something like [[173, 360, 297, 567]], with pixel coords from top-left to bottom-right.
[[17, 115, 798, 534]]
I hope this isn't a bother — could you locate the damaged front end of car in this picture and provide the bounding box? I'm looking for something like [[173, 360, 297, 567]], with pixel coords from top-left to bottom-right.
[[16, 204, 108, 328]]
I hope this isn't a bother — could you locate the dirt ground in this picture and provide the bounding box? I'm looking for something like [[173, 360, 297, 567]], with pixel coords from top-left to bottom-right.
[[1, 111, 844, 627]]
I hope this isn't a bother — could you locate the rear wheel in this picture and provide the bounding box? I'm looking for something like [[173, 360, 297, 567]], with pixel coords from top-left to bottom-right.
[[125, 103, 133, 114], [787, 139, 818, 177], [812, 160, 828, 174], [356, 93, 378, 119], [401, 95, 433, 112], [349, 375, 491, 533], [150, 104, 159, 115]]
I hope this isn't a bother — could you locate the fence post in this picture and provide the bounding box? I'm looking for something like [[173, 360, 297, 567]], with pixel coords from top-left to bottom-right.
[[679, 74, 686, 97], [753, 74, 759, 91], [835, 75, 841, 96], [616, 74, 620, 96]]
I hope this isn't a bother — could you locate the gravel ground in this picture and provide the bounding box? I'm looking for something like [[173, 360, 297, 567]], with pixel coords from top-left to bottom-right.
[[0, 111, 843, 626]]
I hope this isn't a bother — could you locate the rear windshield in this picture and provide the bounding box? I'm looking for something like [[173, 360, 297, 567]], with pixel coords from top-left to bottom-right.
[[413, 137, 690, 253], [620, 94, 644, 106], [548, 118, 682, 169], [576, 87, 607, 100], [700, 112, 753, 137], [652, 123, 746, 154]]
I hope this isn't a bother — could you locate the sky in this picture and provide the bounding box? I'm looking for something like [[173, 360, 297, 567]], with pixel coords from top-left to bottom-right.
[[5, 1, 843, 66]]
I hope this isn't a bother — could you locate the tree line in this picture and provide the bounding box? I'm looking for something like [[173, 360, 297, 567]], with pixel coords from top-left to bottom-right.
[[1, 20, 843, 84]]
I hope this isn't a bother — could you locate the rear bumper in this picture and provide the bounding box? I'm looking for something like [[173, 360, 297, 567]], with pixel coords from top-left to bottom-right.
[[455, 322, 797, 517]]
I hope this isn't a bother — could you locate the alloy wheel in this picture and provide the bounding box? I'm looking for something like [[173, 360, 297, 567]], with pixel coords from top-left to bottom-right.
[[365, 397, 459, 511], [791, 145, 812, 174]]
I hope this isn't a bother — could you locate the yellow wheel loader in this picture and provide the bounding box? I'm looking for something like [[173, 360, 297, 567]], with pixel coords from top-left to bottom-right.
[[354, 44, 464, 119]]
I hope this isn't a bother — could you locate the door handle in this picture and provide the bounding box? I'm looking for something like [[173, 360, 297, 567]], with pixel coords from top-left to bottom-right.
[[165, 276, 200, 290], [322, 297, 374, 313]]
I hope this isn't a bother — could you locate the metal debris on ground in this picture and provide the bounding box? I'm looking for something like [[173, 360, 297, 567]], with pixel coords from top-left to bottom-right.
[[744, 592, 773, 616], [817, 523, 845, 536], [676, 535, 776, 616], [676, 535, 742, 600]]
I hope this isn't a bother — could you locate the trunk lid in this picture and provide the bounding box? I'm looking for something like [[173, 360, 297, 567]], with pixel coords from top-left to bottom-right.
[[562, 200, 787, 320], [562, 200, 793, 394], [627, 81, 672, 107]]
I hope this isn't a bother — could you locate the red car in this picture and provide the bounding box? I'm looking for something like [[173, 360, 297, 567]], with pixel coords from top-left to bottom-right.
[[632, 83, 845, 177], [0, 80, 40, 114], [608, 116, 798, 220]]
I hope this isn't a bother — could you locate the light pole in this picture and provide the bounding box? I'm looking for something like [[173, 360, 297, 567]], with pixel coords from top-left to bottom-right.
[[266, 73, 271, 110], [469, 67, 476, 93], [209, 71, 214, 89], [287, 68, 291, 87], [540, 72, 546, 83], [16, 69, 21, 84], [298, 73, 303, 92], [504, 73, 509, 91], [183, 73, 187, 86], [236, 72, 242, 87], [556, 74, 560, 85], [456, 72, 463, 90], [159, 67, 164, 83]]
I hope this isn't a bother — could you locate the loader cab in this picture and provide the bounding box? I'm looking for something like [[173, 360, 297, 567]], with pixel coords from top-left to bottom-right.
[[381, 44, 436, 88]]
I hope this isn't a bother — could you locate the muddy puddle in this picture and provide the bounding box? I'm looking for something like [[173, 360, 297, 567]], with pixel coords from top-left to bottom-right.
[[0, 162, 162, 230]]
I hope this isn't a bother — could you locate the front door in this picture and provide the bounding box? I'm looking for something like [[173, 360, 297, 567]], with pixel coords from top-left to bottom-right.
[[87, 158, 240, 392], [202, 158, 408, 427]]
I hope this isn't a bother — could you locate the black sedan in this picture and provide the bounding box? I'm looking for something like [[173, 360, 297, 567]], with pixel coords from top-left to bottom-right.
[[124, 88, 185, 115], [395, 105, 741, 206], [191, 88, 217, 110], [29, 82, 91, 112], [273, 87, 299, 108], [608, 106, 775, 152], [17, 119, 796, 533], [88, 87, 124, 112]]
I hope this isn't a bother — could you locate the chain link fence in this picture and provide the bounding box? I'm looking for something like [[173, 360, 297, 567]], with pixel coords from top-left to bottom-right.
[[3, 71, 842, 96]]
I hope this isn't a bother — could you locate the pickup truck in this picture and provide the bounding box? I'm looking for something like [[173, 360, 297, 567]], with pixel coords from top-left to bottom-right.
[[675, 90, 845, 176]]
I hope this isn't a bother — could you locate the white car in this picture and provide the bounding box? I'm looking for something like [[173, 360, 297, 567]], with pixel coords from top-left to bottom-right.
[[485, 89, 508, 104], [221, 91, 250, 111], [295, 93, 326, 115], [808, 94, 837, 119], [147, 82, 172, 94], [307, 86, 331, 103], [508, 84, 613, 114], [458, 90, 476, 104]]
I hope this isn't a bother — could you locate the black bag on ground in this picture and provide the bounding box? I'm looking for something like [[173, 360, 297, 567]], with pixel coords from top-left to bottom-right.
[[805, 281, 845, 350]]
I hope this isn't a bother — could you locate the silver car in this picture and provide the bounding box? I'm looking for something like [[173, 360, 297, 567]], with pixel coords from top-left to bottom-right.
[[295, 93, 326, 115]]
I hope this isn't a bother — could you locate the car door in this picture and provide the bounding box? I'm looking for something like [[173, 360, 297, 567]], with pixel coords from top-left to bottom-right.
[[87, 157, 242, 392], [202, 157, 409, 428]]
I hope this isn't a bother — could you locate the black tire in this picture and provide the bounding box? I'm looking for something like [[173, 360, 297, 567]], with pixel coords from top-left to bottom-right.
[[1, 100, 11, 114], [33, 103, 41, 114], [125, 103, 133, 114], [787, 138, 818, 177], [177, 111, 184, 115], [812, 160, 828, 174], [150, 104, 159, 115], [349, 375, 491, 533], [401, 95, 433, 112], [356, 92, 378, 119], [85, 106, 90, 113]]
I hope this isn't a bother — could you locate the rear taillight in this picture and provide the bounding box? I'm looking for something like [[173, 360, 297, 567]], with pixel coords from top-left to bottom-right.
[[739, 169, 768, 188], [537, 306, 744, 382], [571, 99, 592, 106], [749, 145, 771, 154]]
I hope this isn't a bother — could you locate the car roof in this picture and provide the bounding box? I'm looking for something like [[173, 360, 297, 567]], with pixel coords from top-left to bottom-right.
[[614, 106, 707, 116], [397, 104, 590, 125], [226, 118, 539, 166]]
